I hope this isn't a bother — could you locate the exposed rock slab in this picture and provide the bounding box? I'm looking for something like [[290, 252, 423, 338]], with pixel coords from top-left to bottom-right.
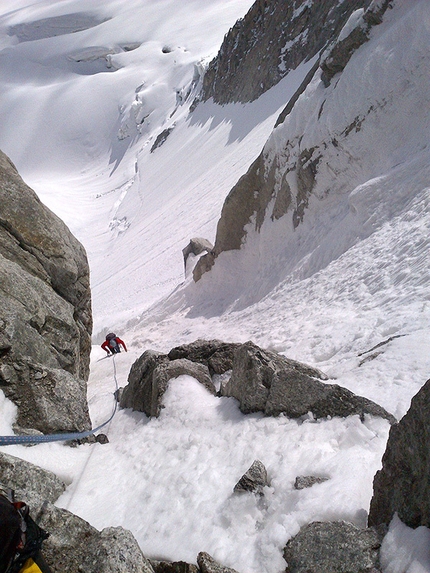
[[368, 378, 430, 529], [0, 451, 65, 514], [283, 521, 383, 573], [222, 342, 395, 423], [0, 150, 92, 433]]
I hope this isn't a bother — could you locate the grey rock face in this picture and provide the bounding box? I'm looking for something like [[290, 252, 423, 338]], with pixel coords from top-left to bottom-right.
[[39, 503, 154, 573], [197, 552, 241, 573], [199, 0, 372, 104], [234, 460, 269, 495], [368, 378, 430, 529], [283, 521, 383, 573], [0, 150, 92, 433], [120, 350, 216, 417], [223, 342, 395, 423], [0, 451, 65, 514]]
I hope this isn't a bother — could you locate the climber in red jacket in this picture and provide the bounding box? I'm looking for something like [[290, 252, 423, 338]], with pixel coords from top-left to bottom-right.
[[101, 333, 127, 355]]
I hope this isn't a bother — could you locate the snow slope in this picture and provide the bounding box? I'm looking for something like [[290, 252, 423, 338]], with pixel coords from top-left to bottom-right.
[[0, 1, 430, 572]]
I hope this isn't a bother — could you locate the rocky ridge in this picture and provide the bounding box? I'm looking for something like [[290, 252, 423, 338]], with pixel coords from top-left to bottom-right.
[[198, 0, 372, 104]]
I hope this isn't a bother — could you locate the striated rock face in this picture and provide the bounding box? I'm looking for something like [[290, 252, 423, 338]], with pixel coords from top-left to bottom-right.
[[0, 150, 92, 433], [199, 0, 372, 104], [368, 379, 430, 529]]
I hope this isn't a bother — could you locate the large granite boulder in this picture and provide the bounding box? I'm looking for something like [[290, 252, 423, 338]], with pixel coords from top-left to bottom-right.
[[120, 350, 216, 417], [283, 521, 384, 573], [222, 342, 395, 423], [0, 150, 92, 433], [368, 379, 430, 529]]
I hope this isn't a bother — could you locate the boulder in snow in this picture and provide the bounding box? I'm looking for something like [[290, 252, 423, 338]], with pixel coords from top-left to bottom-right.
[[233, 460, 269, 496], [283, 521, 384, 573], [222, 341, 395, 423], [168, 339, 240, 376], [294, 475, 329, 490], [120, 350, 215, 417]]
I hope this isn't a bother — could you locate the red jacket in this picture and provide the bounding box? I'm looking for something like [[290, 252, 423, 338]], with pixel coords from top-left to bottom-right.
[[101, 337, 127, 353]]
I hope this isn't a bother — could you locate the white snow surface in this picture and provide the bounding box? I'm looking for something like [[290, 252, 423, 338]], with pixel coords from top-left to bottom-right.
[[0, 1, 429, 572]]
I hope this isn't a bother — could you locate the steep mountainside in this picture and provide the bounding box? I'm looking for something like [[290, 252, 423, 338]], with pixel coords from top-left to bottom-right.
[[193, 0, 428, 309], [199, 0, 372, 104], [0, 150, 92, 433]]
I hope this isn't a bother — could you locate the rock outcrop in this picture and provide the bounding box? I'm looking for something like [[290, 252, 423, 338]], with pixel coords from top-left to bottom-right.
[[121, 340, 395, 424], [0, 150, 92, 433], [182, 238, 213, 273], [39, 504, 155, 573], [0, 451, 66, 515], [120, 349, 216, 417], [193, 0, 393, 283], [223, 342, 395, 423], [198, 0, 372, 104], [368, 379, 430, 529], [283, 521, 384, 573]]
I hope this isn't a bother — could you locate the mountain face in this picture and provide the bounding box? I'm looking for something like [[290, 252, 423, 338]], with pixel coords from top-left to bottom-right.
[[0, 150, 92, 433], [199, 0, 372, 104], [193, 0, 428, 300]]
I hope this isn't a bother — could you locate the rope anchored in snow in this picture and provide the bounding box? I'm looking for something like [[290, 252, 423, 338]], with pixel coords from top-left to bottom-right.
[[0, 355, 119, 446]]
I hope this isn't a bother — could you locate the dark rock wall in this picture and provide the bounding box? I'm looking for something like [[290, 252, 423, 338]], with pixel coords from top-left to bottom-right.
[[0, 150, 92, 433], [199, 0, 371, 104], [368, 379, 430, 529]]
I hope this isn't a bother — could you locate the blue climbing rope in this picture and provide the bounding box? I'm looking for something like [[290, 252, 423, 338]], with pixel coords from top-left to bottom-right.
[[0, 355, 119, 446]]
